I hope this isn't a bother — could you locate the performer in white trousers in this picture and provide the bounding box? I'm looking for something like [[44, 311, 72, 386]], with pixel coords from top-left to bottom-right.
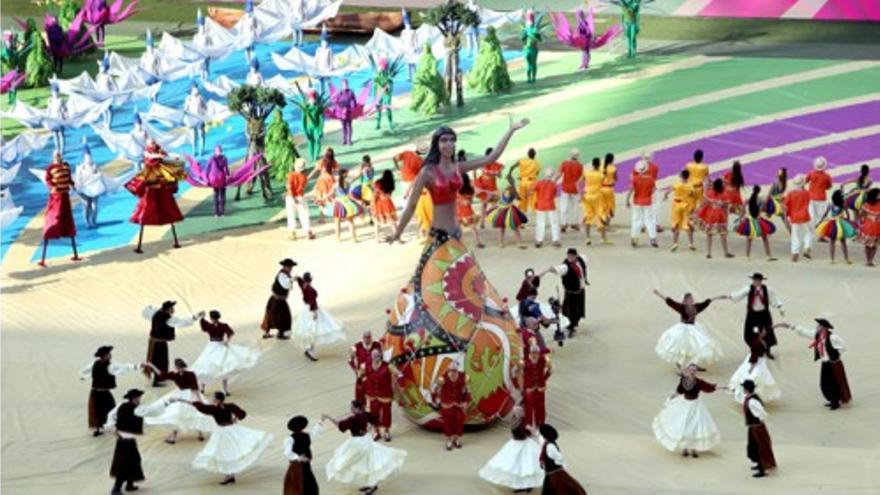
[[627, 160, 658, 247], [557, 148, 583, 231], [806, 157, 833, 231], [534, 168, 561, 247], [286, 158, 314, 240], [784, 175, 813, 261]]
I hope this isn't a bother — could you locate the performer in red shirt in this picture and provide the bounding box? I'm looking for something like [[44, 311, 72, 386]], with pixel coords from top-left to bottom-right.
[[521, 344, 551, 427], [348, 331, 382, 404], [783, 175, 813, 262], [38, 150, 81, 266], [806, 157, 833, 231], [393, 143, 427, 199], [557, 148, 583, 233], [127, 139, 186, 253], [626, 160, 659, 248], [433, 359, 470, 450], [285, 158, 314, 240], [534, 168, 561, 248], [857, 188, 880, 266], [365, 349, 398, 441]]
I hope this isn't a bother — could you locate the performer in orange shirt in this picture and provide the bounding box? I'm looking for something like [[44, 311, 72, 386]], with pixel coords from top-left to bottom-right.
[[806, 157, 833, 231], [626, 160, 658, 248], [475, 147, 504, 228], [695, 178, 733, 259], [510, 148, 542, 213], [557, 149, 583, 232], [307, 148, 339, 224], [534, 168, 561, 248], [783, 175, 813, 262], [636, 150, 662, 232], [285, 158, 314, 241], [38, 150, 82, 266], [857, 188, 880, 266], [372, 170, 398, 241], [393, 142, 428, 199]]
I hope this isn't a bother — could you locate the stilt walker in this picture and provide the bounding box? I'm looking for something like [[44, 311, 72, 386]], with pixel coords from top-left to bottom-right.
[[778, 319, 852, 410], [261, 258, 297, 339], [652, 364, 723, 458], [107, 389, 169, 495], [144, 301, 202, 387], [127, 139, 187, 253], [521, 343, 551, 428], [433, 358, 470, 450], [521, 9, 544, 84], [740, 380, 777, 478], [720, 273, 784, 357], [79, 346, 144, 437], [143, 358, 215, 444], [348, 330, 382, 404], [37, 150, 82, 266], [283, 415, 319, 495]]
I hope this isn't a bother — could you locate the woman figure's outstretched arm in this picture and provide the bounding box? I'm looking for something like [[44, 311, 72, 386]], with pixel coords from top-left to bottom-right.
[[459, 118, 530, 174]]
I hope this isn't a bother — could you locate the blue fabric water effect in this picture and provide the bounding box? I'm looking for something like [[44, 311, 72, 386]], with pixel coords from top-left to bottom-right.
[[1, 41, 521, 261]]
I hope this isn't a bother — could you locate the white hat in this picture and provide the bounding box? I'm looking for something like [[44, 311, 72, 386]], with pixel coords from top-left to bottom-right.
[[543, 167, 555, 179], [570, 148, 581, 158], [641, 150, 653, 160], [293, 158, 306, 170], [635, 159, 648, 174], [813, 157, 827, 171], [793, 174, 806, 187]]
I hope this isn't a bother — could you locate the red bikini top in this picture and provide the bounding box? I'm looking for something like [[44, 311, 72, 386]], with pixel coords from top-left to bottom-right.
[[426, 166, 463, 205]]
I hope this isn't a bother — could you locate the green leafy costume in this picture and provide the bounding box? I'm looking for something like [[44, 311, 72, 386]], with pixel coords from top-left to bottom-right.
[[265, 108, 301, 182], [468, 27, 512, 94], [58, 0, 80, 31], [410, 44, 449, 116], [24, 29, 52, 88], [621, 0, 641, 58]]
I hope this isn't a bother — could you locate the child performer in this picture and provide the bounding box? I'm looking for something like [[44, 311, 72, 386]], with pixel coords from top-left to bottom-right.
[[456, 173, 485, 248], [664, 169, 695, 251], [486, 171, 528, 248], [815, 189, 857, 264], [735, 186, 777, 261], [372, 170, 398, 241], [696, 178, 733, 259]]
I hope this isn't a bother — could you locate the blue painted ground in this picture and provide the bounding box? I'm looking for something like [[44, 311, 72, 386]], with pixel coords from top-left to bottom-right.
[[1, 41, 522, 262]]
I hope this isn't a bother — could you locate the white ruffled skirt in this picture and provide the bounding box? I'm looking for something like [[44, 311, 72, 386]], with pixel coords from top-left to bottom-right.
[[325, 435, 406, 487], [190, 341, 260, 384], [655, 322, 723, 368], [292, 308, 345, 350], [478, 438, 544, 489], [729, 356, 782, 403], [652, 396, 721, 452], [192, 424, 273, 475], [144, 389, 216, 433]]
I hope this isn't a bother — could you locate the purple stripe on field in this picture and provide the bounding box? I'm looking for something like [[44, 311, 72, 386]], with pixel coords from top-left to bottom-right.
[[615, 99, 880, 190], [833, 168, 880, 184], [739, 133, 880, 185]]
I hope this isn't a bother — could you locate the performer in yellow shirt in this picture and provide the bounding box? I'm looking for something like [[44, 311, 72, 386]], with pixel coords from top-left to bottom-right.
[[600, 152, 617, 224], [582, 157, 608, 245], [686, 149, 709, 208], [664, 169, 696, 252], [510, 148, 542, 212]]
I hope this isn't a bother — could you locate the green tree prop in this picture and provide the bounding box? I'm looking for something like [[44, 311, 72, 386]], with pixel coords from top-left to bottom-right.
[[227, 85, 286, 200], [58, 0, 80, 30], [410, 44, 449, 116], [24, 30, 52, 88], [424, 0, 480, 107], [265, 108, 301, 182], [467, 26, 512, 94]]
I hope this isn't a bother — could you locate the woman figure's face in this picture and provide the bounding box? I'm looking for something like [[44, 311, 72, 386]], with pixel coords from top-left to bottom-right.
[[439, 134, 456, 160]]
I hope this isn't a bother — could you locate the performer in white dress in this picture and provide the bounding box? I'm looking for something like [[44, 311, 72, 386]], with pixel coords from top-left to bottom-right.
[[652, 289, 723, 368], [478, 406, 544, 491], [175, 392, 273, 485], [729, 328, 781, 403], [191, 311, 260, 395], [144, 359, 215, 444], [292, 272, 345, 362], [322, 400, 406, 495], [652, 364, 724, 458]]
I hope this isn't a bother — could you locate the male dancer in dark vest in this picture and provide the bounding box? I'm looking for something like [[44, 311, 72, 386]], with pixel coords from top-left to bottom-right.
[[741, 380, 777, 478], [778, 318, 852, 410], [261, 258, 297, 339], [721, 273, 784, 359], [109, 389, 168, 494], [146, 302, 202, 386], [547, 248, 589, 336]]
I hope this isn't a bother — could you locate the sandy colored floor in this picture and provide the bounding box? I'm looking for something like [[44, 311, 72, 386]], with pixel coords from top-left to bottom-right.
[[2, 197, 879, 494]]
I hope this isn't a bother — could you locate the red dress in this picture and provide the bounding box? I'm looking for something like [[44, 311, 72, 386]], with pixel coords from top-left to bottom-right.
[[723, 171, 744, 208], [365, 361, 394, 428], [372, 181, 397, 221], [859, 202, 880, 246], [349, 341, 382, 404], [127, 145, 185, 226], [43, 162, 77, 239], [456, 193, 477, 225], [696, 189, 729, 233], [522, 354, 550, 427]]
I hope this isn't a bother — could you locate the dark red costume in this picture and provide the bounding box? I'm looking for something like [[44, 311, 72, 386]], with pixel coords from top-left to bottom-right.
[[433, 369, 470, 437], [128, 144, 185, 226], [523, 352, 551, 427], [38, 160, 80, 266], [349, 341, 382, 404], [365, 361, 394, 429]]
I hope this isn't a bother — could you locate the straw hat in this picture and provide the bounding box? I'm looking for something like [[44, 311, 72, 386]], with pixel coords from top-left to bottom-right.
[[635, 160, 648, 174]]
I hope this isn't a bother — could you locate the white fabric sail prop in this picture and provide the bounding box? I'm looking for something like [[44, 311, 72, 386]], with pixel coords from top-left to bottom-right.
[[260, 0, 343, 40], [0, 188, 24, 230], [144, 100, 232, 129], [2, 95, 111, 132], [0, 133, 52, 167], [53, 71, 161, 106], [364, 24, 444, 64], [106, 50, 192, 84], [202, 74, 295, 99], [158, 29, 237, 78], [271, 45, 365, 78], [92, 121, 189, 162]]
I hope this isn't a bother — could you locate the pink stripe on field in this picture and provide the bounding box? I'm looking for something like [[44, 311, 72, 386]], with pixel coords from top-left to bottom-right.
[[699, 0, 799, 18], [814, 0, 880, 20]]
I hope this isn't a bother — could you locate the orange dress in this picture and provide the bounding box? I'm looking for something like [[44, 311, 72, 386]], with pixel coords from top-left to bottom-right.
[[372, 180, 397, 222], [723, 171, 744, 208], [476, 162, 503, 202], [456, 193, 477, 226], [859, 202, 880, 246], [312, 159, 338, 205], [696, 189, 728, 233]]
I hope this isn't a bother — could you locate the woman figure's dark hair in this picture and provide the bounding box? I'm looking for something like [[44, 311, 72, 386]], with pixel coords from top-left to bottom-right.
[[694, 149, 704, 163], [604, 153, 615, 166], [867, 188, 880, 204], [731, 161, 745, 189], [831, 189, 845, 208], [857, 164, 869, 187], [748, 185, 762, 217], [425, 126, 457, 166], [680, 169, 690, 180], [777, 167, 788, 191], [712, 178, 724, 194], [591, 157, 600, 169], [377, 169, 395, 194], [460, 173, 474, 196]]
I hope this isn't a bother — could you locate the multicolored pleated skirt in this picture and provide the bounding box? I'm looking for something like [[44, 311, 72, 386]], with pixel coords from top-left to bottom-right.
[[486, 203, 528, 230], [762, 195, 782, 217], [845, 189, 866, 212], [735, 216, 776, 238], [329, 196, 365, 219], [816, 217, 858, 240]]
